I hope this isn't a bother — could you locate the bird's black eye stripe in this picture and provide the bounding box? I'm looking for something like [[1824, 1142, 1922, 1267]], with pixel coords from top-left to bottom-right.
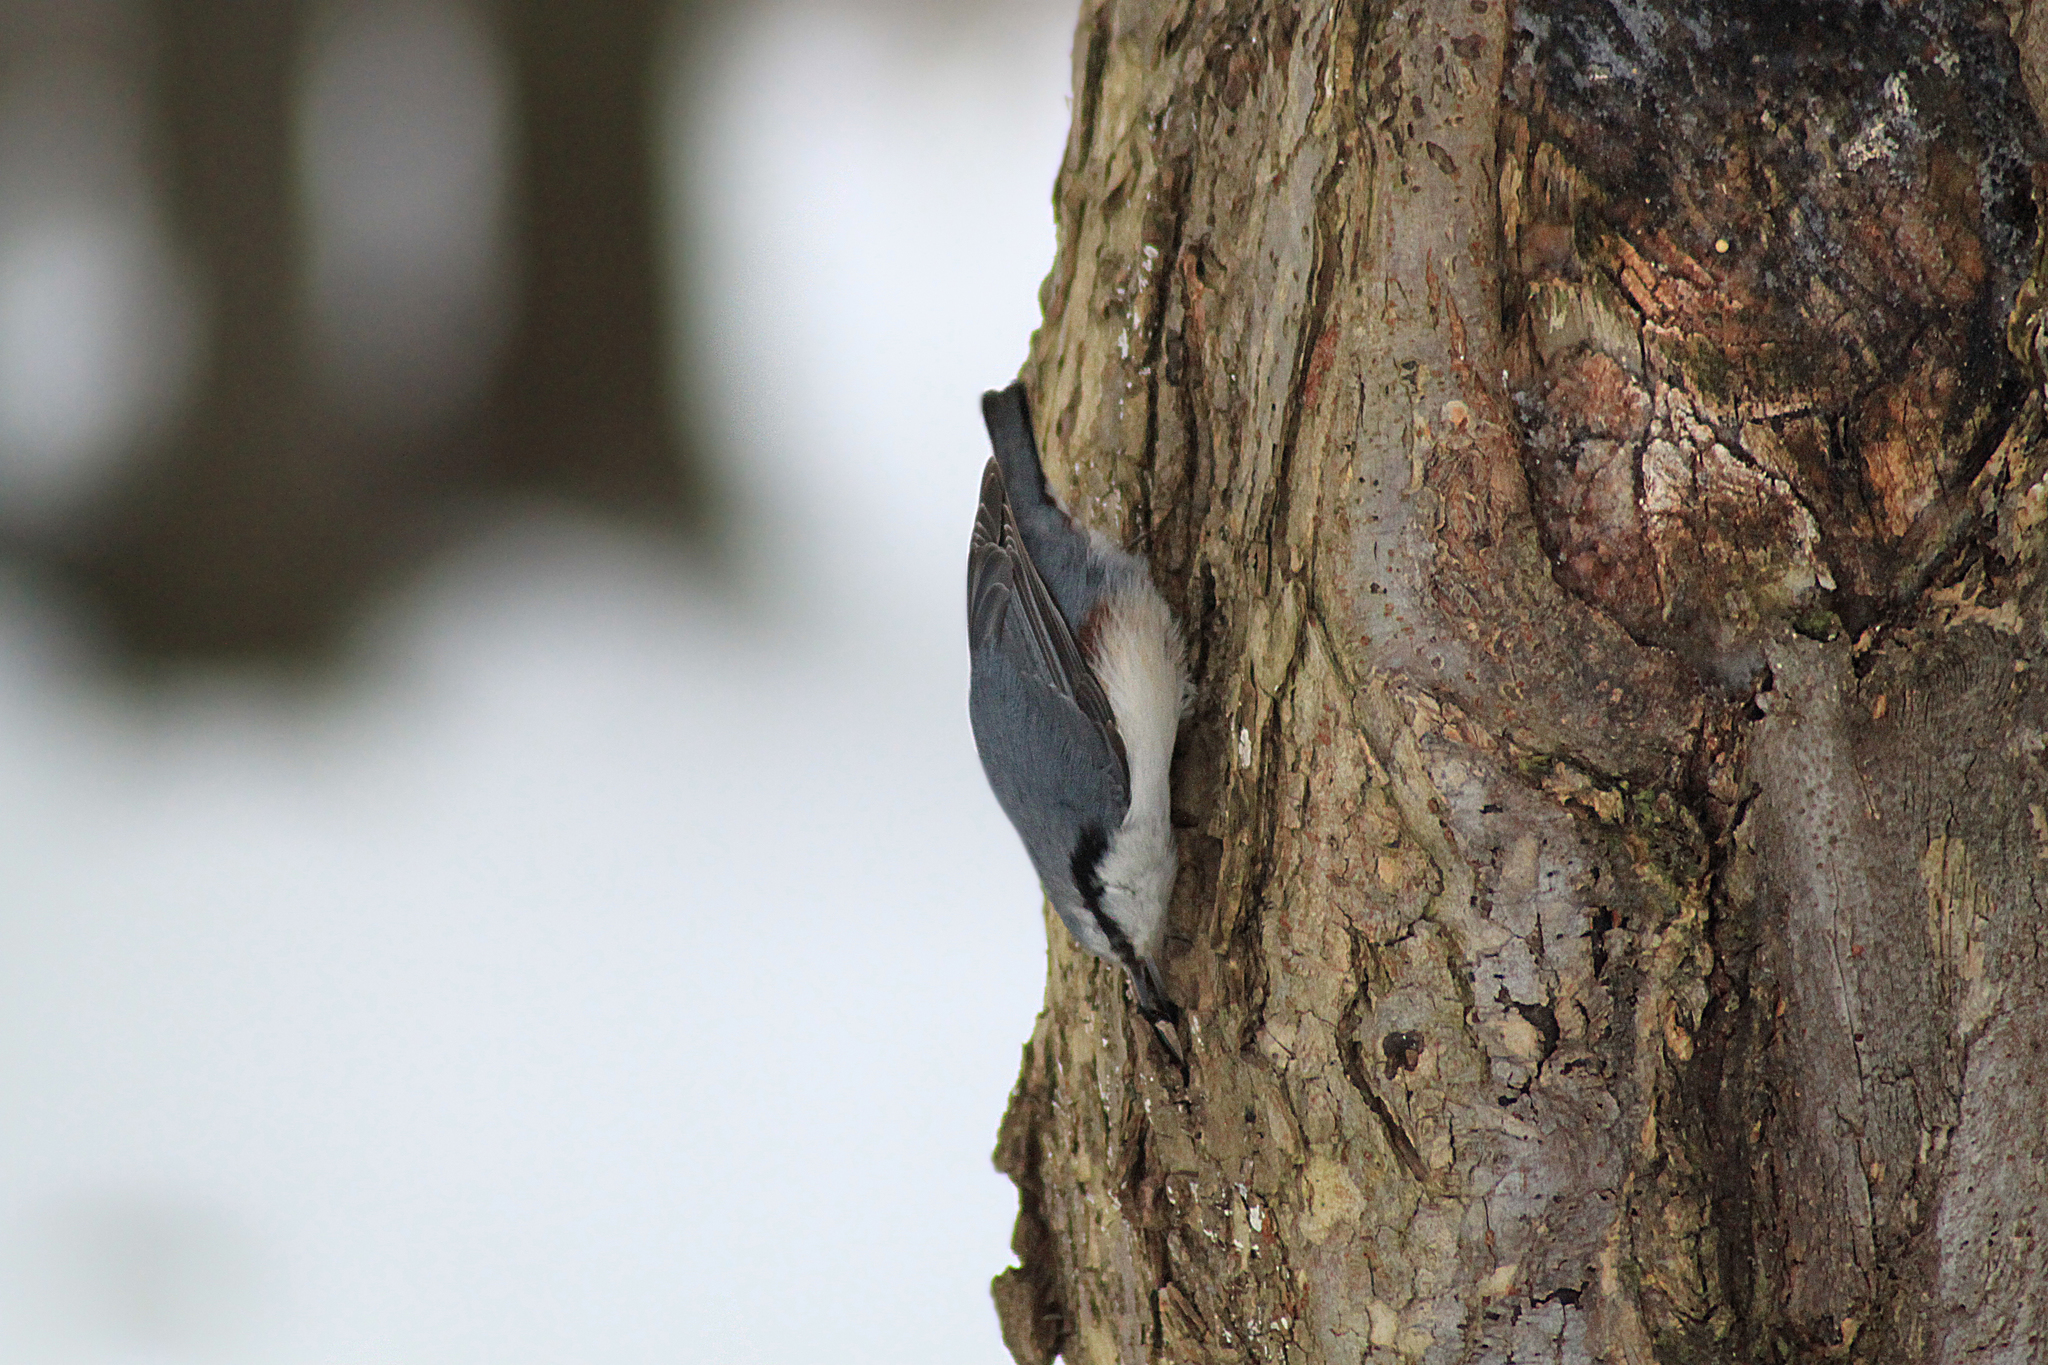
[[1070, 824, 1109, 912], [1071, 823, 1148, 981], [1090, 909, 1145, 986]]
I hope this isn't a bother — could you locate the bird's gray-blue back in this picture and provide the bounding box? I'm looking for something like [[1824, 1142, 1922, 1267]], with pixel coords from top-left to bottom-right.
[[968, 389, 1132, 915]]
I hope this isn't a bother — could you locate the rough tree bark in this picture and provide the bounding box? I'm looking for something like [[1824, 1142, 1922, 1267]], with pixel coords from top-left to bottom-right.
[[992, 2, 2048, 1362]]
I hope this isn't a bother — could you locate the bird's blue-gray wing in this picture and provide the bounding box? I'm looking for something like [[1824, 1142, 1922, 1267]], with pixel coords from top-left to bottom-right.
[[968, 457, 1130, 889]]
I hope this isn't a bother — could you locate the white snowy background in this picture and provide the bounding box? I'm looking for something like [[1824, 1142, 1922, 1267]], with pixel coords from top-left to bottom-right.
[[0, 0, 1075, 1360]]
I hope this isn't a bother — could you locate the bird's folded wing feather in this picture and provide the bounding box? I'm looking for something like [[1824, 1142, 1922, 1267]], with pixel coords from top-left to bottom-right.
[[968, 457, 1128, 790]]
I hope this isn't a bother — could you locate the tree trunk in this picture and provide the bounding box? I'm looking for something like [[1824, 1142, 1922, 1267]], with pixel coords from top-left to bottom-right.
[[992, 3, 2048, 1362], [65, 0, 716, 663], [486, 0, 710, 522]]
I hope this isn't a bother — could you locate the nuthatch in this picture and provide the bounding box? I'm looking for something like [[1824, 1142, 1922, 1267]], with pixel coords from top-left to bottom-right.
[[967, 382, 1189, 1065]]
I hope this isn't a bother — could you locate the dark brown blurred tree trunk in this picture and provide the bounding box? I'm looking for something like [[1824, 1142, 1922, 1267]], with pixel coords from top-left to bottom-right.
[[488, 0, 708, 521], [993, 2, 2048, 1362], [75, 0, 712, 663], [91, 0, 335, 658]]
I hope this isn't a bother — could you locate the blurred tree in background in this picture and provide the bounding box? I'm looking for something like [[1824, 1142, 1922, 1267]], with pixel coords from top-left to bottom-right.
[[0, 0, 720, 664]]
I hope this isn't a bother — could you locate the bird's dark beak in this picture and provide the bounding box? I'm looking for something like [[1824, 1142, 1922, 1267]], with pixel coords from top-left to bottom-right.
[[1131, 959, 1180, 1026], [1130, 962, 1187, 1080]]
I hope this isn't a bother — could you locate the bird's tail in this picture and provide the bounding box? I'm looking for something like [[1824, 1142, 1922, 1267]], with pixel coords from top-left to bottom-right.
[[980, 383, 1050, 508]]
